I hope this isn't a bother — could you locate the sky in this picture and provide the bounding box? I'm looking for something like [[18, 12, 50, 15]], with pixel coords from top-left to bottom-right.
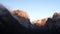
[[0, 0, 60, 20]]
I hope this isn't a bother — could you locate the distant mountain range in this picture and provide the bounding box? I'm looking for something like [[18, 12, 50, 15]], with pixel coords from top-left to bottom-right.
[[12, 9, 60, 26]]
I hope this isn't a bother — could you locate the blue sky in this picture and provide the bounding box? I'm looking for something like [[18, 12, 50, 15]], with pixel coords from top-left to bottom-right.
[[0, 0, 60, 20]]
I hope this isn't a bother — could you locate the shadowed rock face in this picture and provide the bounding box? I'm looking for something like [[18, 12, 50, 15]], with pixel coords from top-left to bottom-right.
[[12, 9, 60, 33], [12, 10, 31, 28], [52, 12, 60, 32], [30, 12, 60, 33], [0, 4, 30, 34], [44, 12, 60, 33]]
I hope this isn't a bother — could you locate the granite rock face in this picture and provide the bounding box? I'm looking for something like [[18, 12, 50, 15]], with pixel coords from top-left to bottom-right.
[[0, 4, 31, 34]]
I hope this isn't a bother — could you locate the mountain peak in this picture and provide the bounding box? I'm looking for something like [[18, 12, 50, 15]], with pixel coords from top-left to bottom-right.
[[12, 9, 28, 19]]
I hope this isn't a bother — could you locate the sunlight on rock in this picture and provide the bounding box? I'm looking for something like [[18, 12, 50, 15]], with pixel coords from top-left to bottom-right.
[[36, 18, 48, 26], [30, 20, 37, 24], [12, 9, 28, 19], [53, 12, 60, 18], [31, 17, 48, 26]]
